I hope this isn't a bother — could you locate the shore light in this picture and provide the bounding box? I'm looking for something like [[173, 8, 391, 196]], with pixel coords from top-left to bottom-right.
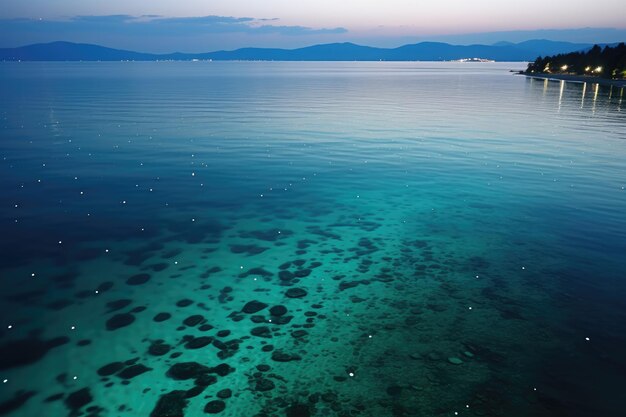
[[594, 66, 602, 73], [585, 66, 591, 72], [561, 65, 568, 71]]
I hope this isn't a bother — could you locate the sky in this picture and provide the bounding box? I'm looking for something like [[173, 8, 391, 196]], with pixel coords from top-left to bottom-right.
[[1, 0, 625, 52]]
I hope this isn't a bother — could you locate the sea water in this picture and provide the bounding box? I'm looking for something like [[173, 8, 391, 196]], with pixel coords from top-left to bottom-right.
[[0, 61, 625, 417]]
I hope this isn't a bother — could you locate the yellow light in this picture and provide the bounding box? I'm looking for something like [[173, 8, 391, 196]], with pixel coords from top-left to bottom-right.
[[594, 66, 602, 73], [561, 65, 568, 71], [585, 66, 591, 72]]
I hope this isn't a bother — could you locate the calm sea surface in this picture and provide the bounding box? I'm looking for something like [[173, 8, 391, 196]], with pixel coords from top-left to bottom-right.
[[0, 62, 625, 417]]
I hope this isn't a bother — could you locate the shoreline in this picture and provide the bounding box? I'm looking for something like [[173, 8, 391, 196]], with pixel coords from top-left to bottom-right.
[[521, 72, 626, 88]]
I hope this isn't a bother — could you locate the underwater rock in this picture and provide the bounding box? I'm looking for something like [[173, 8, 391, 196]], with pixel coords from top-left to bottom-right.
[[154, 312, 171, 322], [97, 362, 125, 376], [194, 374, 217, 387], [279, 270, 294, 281], [64, 388, 92, 412], [126, 273, 151, 285], [176, 299, 194, 307], [254, 378, 275, 392], [230, 244, 269, 256], [183, 315, 204, 327], [447, 357, 463, 365], [217, 389, 232, 399], [181, 386, 204, 399], [106, 313, 135, 331], [0, 336, 69, 370], [0, 390, 36, 415], [210, 363, 234, 376], [269, 305, 287, 316], [148, 341, 171, 356], [251, 326, 272, 338], [117, 364, 152, 379], [286, 404, 311, 417], [44, 393, 64, 402], [271, 351, 301, 362], [105, 299, 132, 313], [167, 362, 210, 380], [184, 336, 213, 349], [242, 300, 268, 314], [150, 390, 188, 417], [204, 400, 226, 414], [291, 330, 308, 338], [285, 288, 307, 298]]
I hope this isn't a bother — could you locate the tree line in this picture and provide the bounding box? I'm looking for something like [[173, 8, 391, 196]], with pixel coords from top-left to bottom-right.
[[525, 43, 626, 79]]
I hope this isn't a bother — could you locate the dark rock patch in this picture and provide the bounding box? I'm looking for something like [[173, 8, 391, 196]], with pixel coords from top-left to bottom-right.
[[217, 389, 232, 399], [269, 305, 287, 316], [251, 326, 272, 338], [204, 400, 226, 414], [183, 315, 204, 327], [210, 363, 234, 377], [0, 390, 36, 415], [167, 362, 209, 380], [278, 270, 294, 281], [230, 244, 269, 256], [149, 390, 188, 417], [254, 378, 275, 392], [185, 336, 213, 349], [64, 388, 92, 412], [117, 364, 152, 379], [97, 362, 125, 376], [176, 299, 193, 307], [106, 313, 135, 331], [46, 299, 74, 310], [106, 299, 132, 313], [44, 393, 64, 402], [285, 288, 307, 298], [0, 337, 69, 370], [195, 374, 217, 387], [294, 269, 311, 278], [126, 273, 151, 285], [153, 312, 171, 322], [286, 403, 311, 417], [242, 300, 268, 314], [150, 263, 169, 272], [148, 341, 171, 356], [271, 351, 301, 362]]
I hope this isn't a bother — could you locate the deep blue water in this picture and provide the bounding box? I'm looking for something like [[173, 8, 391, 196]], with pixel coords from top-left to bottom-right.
[[0, 61, 625, 417]]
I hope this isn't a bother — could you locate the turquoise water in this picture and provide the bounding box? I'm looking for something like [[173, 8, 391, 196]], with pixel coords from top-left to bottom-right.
[[0, 61, 625, 417]]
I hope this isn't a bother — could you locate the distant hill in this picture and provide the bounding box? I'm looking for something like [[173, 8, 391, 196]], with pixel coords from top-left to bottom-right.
[[0, 40, 597, 62]]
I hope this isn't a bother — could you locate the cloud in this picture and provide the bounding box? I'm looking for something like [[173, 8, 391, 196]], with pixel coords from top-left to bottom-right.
[[0, 14, 347, 43]]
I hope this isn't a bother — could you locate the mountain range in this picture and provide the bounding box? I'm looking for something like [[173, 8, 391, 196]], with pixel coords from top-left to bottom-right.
[[0, 40, 598, 62]]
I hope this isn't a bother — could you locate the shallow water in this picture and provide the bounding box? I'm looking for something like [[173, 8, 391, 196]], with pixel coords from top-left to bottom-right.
[[0, 61, 625, 417]]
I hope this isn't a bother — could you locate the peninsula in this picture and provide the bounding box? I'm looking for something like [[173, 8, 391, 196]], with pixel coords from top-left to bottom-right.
[[524, 43, 626, 87]]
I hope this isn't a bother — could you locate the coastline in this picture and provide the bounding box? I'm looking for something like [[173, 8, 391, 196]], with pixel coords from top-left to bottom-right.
[[521, 72, 626, 88]]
